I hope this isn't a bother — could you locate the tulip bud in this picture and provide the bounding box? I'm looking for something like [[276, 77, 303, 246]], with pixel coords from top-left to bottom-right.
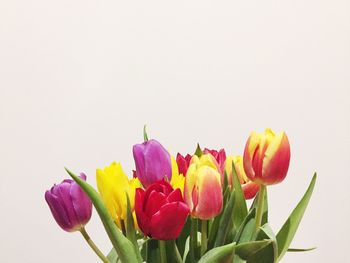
[[96, 162, 141, 228], [225, 156, 260, 199], [45, 173, 92, 232], [135, 180, 189, 240], [176, 153, 192, 176], [133, 139, 172, 188], [243, 128, 291, 185], [184, 154, 223, 220]]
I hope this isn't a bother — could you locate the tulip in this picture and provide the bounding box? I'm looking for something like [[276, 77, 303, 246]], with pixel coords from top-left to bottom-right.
[[203, 148, 226, 176], [133, 139, 172, 188], [96, 162, 141, 228], [45, 173, 92, 232], [135, 180, 190, 240], [225, 156, 260, 199], [243, 128, 291, 185], [184, 154, 223, 220], [170, 156, 185, 196], [176, 153, 192, 176]]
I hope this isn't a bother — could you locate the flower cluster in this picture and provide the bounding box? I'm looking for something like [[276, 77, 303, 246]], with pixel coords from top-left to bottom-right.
[[45, 128, 316, 263]]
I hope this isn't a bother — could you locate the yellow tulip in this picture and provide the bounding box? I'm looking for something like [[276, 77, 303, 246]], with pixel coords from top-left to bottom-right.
[[170, 156, 185, 196], [96, 162, 141, 228]]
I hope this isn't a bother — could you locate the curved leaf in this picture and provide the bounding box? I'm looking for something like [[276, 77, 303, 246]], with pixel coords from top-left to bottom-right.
[[65, 168, 140, 263], [276, 173, 317, 261]]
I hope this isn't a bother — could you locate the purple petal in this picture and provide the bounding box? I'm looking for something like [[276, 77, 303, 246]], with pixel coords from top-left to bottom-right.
[[70, 173, 92, 225], [45, 190, 73, 231]]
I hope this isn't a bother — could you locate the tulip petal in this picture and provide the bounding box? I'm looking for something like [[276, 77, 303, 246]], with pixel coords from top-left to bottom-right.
[[195, 167, 223, 220], [242, 182, 260, 200], [55, 182, 79, 228], [262, 132, 291, 185], [184, 163, 198, 212], [149, 202, 189, 240], [70, 173, 92, 224], [135, 188, 151, 236], [166, 188, 183, 203], [144, 190, 167, 217], [45, 190, 73, 231], [243, 132, 261, 181]]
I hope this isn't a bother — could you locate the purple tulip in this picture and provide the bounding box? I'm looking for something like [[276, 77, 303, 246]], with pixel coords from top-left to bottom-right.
[[45, 173, 92, 232], [133, 139, 172, 188]]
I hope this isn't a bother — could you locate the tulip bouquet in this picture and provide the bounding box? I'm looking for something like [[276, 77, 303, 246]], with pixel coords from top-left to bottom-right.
[[45, 128, 316, 263]]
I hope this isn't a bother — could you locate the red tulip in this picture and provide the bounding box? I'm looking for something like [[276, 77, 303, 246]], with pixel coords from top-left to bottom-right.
[[176, 153, 192, 176], [135, 181, 189, 240], [243, 128, 291, 185]]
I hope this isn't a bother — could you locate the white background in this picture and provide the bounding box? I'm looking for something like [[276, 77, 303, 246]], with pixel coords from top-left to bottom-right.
[[1, 0, 349, 262]]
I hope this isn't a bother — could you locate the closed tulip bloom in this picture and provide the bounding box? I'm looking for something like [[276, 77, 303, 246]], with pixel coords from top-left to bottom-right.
[[225, 156, 260, 199], [184, 154, 223, 220], [243, 128, 291, 185], [96, 162, 141, 228], [133, 139, 172, 188], [176, 153, 192, 176], [203, 148, 226, 176], [135, 180, 190, 240], [45, 173, 92, 232]]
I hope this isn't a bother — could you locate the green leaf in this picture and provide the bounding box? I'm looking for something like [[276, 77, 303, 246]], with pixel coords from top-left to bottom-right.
[[234, 208, 256, 243], [276, 173, 317, 261], [208, 188, 230, 249], [198, 242, 236, 263], [194, 143, 203, 157], [176, 217, 191, 257], [107, 248, 119, 263], [223, 171, 229, 195], [231, 162, 248, 229], [125, 194, 143, 262], [287, 247, 316, 252], [198, 240, 271, 263], [247, 224, 277, 263], [235, 240, 272, 260], [65, 168, 140, 263], [214, 192, 235, 247]]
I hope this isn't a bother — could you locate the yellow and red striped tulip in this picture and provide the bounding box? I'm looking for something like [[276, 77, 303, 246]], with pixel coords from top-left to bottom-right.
[[225, 156, 260, 199], [243, 128, 291, 185], [96, 162, 141, 228], [184, 154, 223, 220]]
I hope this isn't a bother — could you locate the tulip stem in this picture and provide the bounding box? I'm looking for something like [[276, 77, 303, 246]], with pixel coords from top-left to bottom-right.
[[190, 218, 199, 260], [200, 220, 208, 256], [159, 240, 167, 263], [80, 227, 110, 263], [254, 184, 266, 238]]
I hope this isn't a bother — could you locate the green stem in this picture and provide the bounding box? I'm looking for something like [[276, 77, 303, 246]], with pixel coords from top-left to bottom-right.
[[159, 240, 167, 263], [200, 220, 208, 256], [254, 184, 266, 238], [190, 218, 198, 260], [80, 227, 110, 263]]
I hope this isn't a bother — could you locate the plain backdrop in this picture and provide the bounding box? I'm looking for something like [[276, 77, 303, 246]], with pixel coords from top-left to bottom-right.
[[1, 0, 349, 262]]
